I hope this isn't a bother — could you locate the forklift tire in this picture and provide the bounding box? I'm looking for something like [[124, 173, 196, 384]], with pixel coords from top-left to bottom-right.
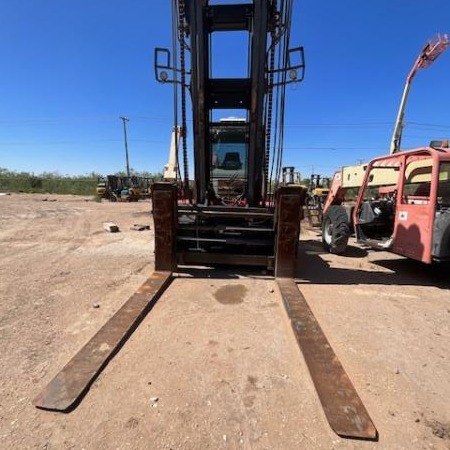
[[322, 205, 350, 254]]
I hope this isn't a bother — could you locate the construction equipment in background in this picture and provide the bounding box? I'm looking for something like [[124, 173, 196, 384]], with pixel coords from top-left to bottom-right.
[[278, 166, 307, 222], [307, 174, 331, 206], [321, 34, 450, 260], [35, 1, 378, 440], [305, 174, 331, 227], [163, 126, 182, 181], [96, 176, 113, 199], [96, 175, 153, 202], [281, 166, 302, 185], [279, 169, 330, 227]]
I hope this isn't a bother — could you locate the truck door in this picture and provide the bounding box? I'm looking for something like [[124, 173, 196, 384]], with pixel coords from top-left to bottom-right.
[[392, 155, 435, 263]]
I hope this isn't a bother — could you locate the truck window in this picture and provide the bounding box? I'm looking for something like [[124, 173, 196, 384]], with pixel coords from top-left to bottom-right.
[[402, 158, 432, 204], [438, 162, 450, 205]]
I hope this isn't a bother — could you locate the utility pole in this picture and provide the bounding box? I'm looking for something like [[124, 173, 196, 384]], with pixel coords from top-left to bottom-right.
[[120, 116, 130, 177]]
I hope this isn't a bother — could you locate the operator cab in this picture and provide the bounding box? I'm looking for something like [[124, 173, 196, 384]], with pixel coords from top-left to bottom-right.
[[355, 149, 450, 262], [354, 158, 401, 248], [210, 119, 248, 203]]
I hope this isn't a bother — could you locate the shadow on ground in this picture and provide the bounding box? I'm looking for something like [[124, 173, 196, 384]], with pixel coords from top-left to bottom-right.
[[174, 239, 449, 290], [296, 239, 450, 289]]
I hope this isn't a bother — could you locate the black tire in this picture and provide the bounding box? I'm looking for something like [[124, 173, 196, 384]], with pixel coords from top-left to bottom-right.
[[110, 194, 117, 202], [322, 205, 350, 254]]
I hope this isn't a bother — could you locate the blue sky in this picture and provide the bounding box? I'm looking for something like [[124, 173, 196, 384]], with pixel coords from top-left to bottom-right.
[[0, 0, 449, 178]]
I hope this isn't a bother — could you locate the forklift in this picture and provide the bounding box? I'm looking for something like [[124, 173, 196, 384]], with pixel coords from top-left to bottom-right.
[[34, 1, 377, 440], [305, 173, 331, 227], [152, 0, 308, 272], [96, 175, 153, 202]]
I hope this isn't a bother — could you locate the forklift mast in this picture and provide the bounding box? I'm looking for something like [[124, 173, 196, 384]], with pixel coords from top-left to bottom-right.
[[155, 0, 305, 206]]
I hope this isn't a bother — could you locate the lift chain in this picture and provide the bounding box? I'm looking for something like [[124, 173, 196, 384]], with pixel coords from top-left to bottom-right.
[[264, 36, 276, 201], [178, 0, 190, 192]]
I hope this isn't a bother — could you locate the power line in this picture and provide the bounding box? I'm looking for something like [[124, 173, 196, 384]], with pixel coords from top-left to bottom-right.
[[283, 145, 383, 150], [408, 121, 450, 129], [284, 122, 393, 128], [0, 115, 173, 126], [0, 116, 447, 131], [0, 139, 166, 146]]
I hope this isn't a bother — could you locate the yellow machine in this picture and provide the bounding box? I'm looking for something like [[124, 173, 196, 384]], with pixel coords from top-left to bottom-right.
[[96, 176, 152, 202]]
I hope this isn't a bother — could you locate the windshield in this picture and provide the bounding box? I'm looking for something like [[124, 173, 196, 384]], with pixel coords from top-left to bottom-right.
[[211, 142, 247, 178], [209, 122, 248, 201]]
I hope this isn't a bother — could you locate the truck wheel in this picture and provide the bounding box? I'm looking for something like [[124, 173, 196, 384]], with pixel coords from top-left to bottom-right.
[[322, 205, 350, 254]]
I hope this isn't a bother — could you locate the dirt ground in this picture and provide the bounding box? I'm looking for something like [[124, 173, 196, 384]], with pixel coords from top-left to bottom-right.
[[0, 193, 449, 450]]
